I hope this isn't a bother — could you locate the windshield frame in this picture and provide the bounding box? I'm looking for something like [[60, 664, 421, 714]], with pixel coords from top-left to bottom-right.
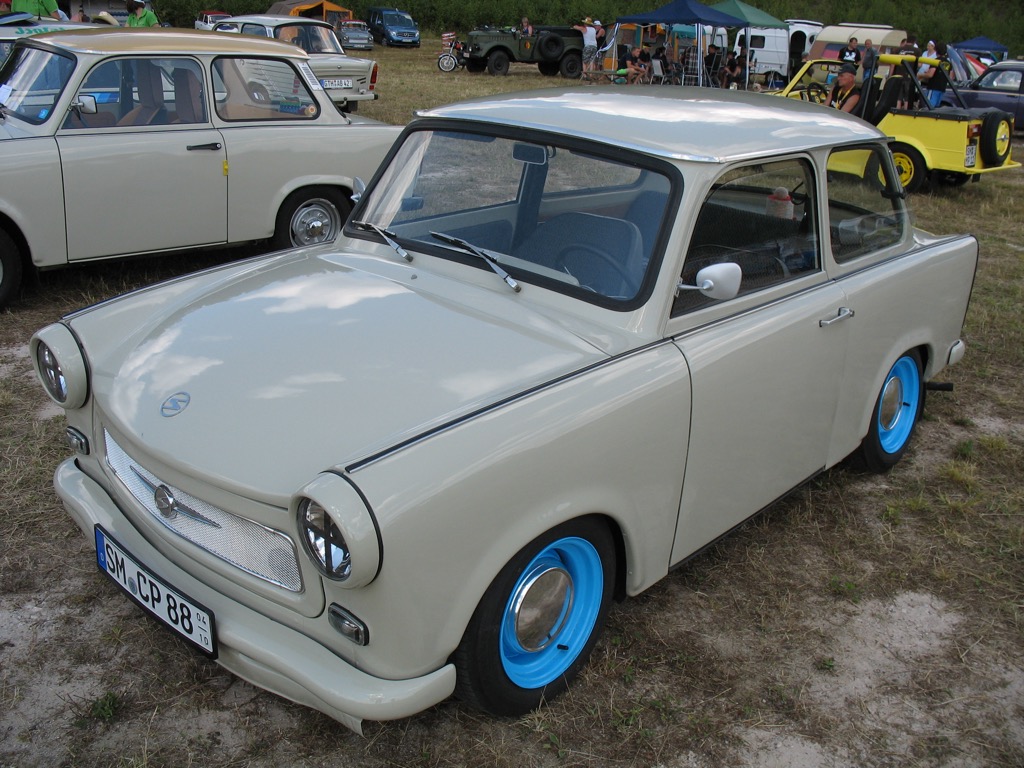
[[348, 119, 681, 311], [0, 42, 76, 125]]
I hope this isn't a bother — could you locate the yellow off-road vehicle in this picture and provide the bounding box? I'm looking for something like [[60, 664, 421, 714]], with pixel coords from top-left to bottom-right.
[[777, 54, 1018, 191]]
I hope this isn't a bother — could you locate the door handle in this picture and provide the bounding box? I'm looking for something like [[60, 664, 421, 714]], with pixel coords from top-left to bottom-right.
[[187, 142, 222, 151], [819, 307, 855, 327]]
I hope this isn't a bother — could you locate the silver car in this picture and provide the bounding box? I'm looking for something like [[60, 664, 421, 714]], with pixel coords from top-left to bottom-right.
[[33, 87, 976, 734], [213, 14, 378, 112]]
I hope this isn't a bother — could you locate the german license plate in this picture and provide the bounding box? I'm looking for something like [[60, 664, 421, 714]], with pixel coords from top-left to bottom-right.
[[321, 78, 353, 89], [95, 526, 217, 657], [965, 144, 977, 168]]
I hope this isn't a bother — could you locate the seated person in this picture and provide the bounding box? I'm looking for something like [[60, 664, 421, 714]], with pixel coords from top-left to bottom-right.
[[519, 17, 533, 36], [624, 46, 648, 84], [827, 63, 861, 113], [719, 51, 741, 88]]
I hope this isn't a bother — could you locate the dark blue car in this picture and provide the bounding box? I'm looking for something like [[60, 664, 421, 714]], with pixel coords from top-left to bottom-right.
[[943, 60, 1024, 131]]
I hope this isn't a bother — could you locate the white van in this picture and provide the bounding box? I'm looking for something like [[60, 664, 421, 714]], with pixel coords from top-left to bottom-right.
[[734, 19, 822, 86]]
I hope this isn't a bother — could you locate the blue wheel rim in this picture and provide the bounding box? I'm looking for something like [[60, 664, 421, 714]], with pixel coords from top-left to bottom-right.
[[877, 355, 920, 454], [500, 536, 603, 688]]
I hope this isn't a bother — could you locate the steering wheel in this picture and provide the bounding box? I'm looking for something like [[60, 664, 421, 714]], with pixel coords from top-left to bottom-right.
[[804, 82, 829, 104], [554, 244, 636, 295]]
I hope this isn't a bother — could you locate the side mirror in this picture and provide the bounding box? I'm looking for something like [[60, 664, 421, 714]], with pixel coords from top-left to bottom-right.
[[74, 94, 98, 115], [351, 176, 366, 204], [676, 262, 742, 301]]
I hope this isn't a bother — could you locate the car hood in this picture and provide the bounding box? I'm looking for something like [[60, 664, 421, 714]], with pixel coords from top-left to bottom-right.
[[82, 249, 607, 501]]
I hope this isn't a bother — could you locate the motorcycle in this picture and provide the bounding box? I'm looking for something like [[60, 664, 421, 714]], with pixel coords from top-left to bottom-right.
[[438, 32, 466, 72]]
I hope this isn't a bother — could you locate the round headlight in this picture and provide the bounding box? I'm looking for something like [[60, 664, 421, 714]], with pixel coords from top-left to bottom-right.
[[37, 342, 68, 403], [300, 499, 353, 581], [31, 324, 89, 409], [295, 474, 382, 589]]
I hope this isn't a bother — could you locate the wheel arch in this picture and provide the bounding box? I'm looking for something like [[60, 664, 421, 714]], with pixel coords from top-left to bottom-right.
[[856, 340, 931, 442], [235, 178, 355, 243], [0, 212, 31, 271]]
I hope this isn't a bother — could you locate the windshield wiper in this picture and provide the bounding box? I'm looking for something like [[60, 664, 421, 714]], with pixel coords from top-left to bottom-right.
[[430, 231, 520, 293], [353, 220, 412, 261]]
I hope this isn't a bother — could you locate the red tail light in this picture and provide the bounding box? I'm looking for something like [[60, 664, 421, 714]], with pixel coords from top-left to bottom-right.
[[370, 63, 378, 91]]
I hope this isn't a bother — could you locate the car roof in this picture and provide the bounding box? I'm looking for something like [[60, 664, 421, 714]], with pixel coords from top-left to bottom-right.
[[418, 87, 886, 163], [986, 60, 1024, 70], [216, 14, 332, 29], [26, 27, 309, 57]]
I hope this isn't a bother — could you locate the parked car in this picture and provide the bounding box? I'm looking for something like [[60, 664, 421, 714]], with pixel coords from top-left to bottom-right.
[[0, 28, 401, 307], [32, 87, 977, 732], [777, 54, 1019, 191], [212, 14, 378, 112], [366, 6, 419, 47], [941, 60, 1024, 132], [194, 10, 229, 30], [0, 11, 95, 60], [337, 19, 373, 50]]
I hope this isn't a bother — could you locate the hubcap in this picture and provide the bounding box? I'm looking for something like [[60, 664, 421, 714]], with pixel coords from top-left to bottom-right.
[[512, 564, 573, 652], [879, 376, 904, 432], [291, 199, 340, 246]]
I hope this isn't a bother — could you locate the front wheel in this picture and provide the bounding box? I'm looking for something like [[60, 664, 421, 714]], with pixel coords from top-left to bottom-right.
[[453, 517, 615, 716], [487, 50, 510, 76], [861, 350, 924, 471], [272, 187, 350, 249], [438, 53, 458, 72], [0, 229, 25, 308]]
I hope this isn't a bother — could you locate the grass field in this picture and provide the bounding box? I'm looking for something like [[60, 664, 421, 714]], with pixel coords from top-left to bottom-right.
[[0, 39, 1022, 767]]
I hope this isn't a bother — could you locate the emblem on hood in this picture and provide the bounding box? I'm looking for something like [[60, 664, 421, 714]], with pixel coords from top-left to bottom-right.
[[161, 392, 191, 417]]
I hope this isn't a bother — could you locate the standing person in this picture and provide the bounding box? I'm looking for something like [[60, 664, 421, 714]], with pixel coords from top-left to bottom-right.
[[827, 62, 861, 113], [921, 41, 950, 107], [895, 35, 919, 108], [125, 0, 159, 27], [839, 37, 861, 67], [11, 0, 60, 18], [861, 39, 877, 75], [573, 17, 599, 74]]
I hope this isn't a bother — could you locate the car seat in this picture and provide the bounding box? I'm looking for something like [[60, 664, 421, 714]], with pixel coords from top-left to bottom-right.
[[117, 60, 167, 126], [172, 68, 205, 123]]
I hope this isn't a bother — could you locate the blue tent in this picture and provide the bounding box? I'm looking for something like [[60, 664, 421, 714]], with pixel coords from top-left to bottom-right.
[[951, 35, 1008, 61], [617, 0, 745, 28]]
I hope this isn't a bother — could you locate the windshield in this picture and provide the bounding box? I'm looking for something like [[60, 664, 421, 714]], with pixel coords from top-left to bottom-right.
[[354, 127, 674, 305], [0, 45, 75, 124], [384, 12, 414, 28], [274, 24, 344, 54]]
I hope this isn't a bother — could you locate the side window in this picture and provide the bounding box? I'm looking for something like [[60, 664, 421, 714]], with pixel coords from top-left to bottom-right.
[[826, 145, 908, 264], [241, 24, 270, 38], [980, 70, 1021, 93], [66, 58, 206, 129], [674, 158, 818, 315], [213, 57, 320, 121]]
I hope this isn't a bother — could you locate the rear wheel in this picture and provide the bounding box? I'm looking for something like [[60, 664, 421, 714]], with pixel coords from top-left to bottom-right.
[[890, 142, 927, 193], [0, 230, 24, 308], [979, 111, 1012, 166], [272, 187, 350, 249], [861, 350, 924, 471], [454, 517, 615, 715], [487, 50, 510, 76]]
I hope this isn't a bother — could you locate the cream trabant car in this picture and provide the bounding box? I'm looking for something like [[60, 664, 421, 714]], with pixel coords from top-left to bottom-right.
[[0, 29, 401, 307], [32, 88, 977, 733]]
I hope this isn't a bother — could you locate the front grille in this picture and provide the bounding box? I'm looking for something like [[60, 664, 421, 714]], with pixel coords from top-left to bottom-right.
[[104, 431, 303, 592]]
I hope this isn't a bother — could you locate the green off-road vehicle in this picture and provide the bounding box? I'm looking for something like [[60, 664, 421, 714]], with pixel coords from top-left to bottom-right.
[[465, 26, 585, 78]]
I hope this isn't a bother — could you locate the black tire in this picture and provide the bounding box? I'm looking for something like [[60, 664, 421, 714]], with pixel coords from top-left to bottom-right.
[[466, 59, 486, 73], [935, 171, 970, 187], [537, 61, 559, 77], [0, 229, 24, 309], [537, 32, 564, 62], [438, 53, 457, 73], [979, 111, 1012, 166], [272, 187, 350, 249], [487, 50, 510, 76], [889, 142, 928, 193], [453, 517, 615, 716], [861, 350, 924, 472], [559, 52, 583, 79]]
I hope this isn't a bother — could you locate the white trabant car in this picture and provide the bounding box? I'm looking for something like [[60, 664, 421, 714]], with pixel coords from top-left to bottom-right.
[[211, 14, 378, 113], [32, 88, 977, 734], [0, 28, 401, 307]]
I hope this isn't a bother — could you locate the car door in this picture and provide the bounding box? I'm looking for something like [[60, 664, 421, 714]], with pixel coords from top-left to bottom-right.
[[58, 56, 227, 261], [666, 157, 848, 563]]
